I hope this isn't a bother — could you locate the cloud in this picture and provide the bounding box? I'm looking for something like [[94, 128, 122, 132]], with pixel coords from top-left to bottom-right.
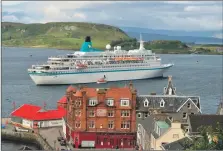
[[213, 33, 223, 39], [73, 13, 86, 19], [2, 1, 223, 32], [2, 15, 19, 22], [184, 5, 222, 13]]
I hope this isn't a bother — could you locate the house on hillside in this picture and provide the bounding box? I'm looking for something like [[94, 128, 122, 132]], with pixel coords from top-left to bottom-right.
[[136, 76, 202, 150]]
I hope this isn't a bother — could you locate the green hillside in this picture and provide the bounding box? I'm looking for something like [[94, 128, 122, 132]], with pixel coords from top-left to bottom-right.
[[2, 22, 129, 49], [111, 38, 190, 54]]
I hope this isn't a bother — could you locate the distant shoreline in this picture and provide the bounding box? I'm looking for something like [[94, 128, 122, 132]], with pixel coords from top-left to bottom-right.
[[3, 45, 222, 55]]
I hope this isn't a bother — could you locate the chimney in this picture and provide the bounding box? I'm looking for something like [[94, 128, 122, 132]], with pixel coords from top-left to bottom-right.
[[129, 81, 133, 90], [150, 92, 156, 95], [97, 88, 107, 103]]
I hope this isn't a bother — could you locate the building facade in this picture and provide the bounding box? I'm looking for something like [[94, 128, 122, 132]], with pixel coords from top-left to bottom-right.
[[136, 76, 202, 150], [10, 104, 65, 129], [65, 83, 137, 149]]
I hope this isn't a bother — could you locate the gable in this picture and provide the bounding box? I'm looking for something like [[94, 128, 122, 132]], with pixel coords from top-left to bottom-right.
[[176, 98, 201, 113]]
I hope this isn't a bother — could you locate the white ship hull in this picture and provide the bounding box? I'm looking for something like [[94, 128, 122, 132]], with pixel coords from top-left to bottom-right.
[[29, 64, 173, 85]]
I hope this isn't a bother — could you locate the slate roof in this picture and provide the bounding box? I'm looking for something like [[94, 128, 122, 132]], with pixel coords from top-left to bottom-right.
[[189, 114, 223, 133], [136, 95, 200, 113], [161, 137, 193, 150], [137, 114, 169, 137]]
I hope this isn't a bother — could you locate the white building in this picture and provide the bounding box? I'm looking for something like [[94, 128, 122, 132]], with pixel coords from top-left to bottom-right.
[[11, 104, 66, 129]]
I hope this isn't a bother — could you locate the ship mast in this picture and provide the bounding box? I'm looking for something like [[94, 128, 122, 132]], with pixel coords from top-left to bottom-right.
[[139, 33, 144, 50]]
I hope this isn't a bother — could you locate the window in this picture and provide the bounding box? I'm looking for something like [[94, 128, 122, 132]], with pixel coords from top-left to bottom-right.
[[183, 113, 187, 119], [108, 121, 114, 129], [75, 121, 81, 128], [121, 121, 130, 129], [121, 110, 130, 117], [186, 128, 189, 132], [89, 121, 95, 128], [173, 134, 179, 139], [137, 113, 142, 118], [191, 112, 194, 115], [144, 112, 149, 118], [187, 103, 191, 108], [121, 99, 129, 106], [75, 110, 81, 116], [107, 99, 114, 106], [75, 100, 81, 107], [89, 99, 98, 106], [104, 138, 107, 143], [108, 110, 114, 117], [144, 99, 149, 107], [89, 110, 95, 117], [160, 99, 165, 107], [168, 116, 173, 121]]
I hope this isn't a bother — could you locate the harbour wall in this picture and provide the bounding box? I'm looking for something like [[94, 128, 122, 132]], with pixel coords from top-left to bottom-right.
[[1, 129, 53, 150]]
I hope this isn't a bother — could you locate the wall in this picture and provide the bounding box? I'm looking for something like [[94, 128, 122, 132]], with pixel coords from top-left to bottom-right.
[[1, 129, 53, 150], [67, 87, 136, 134], [152, 126, 185, 150], [22, 119, 33, 128], [169, 99, 201, 123], [62, 118, 66, 137], [37, 119, 62, 128], [71, 131, 136, 149]]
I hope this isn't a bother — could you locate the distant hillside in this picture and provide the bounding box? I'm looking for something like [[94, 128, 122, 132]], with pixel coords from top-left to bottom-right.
[[110, 38, 190, 54], [2, 22, 129, 49], [120, 27, 223, 45]]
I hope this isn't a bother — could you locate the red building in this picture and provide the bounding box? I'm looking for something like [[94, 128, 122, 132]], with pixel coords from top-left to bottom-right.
[[62, 83, 137, 149]]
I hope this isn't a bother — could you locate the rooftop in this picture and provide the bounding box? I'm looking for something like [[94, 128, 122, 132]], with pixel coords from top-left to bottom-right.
[[57, 96, 67, 103], [162, 137, 193, 150], [189, 114, 223, 133], [156, 121, 170, 129], [11, 104, 66, 121]]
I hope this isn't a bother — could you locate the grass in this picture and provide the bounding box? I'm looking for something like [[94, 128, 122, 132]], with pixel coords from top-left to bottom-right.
[[2, 22, 129, 50]]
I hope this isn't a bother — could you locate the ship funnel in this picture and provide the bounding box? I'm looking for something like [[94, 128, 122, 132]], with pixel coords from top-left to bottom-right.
[[80, 36, 103, 52], [85, 36, 91, 42]]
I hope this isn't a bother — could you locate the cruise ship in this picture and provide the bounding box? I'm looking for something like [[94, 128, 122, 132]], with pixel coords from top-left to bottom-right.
[[28, 36, 174, 85]]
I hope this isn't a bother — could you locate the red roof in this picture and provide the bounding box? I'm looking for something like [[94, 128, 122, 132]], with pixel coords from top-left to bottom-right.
[[57, 96, 67, 104], [11, 104, 66, 121], [74, 90, 83, 97]]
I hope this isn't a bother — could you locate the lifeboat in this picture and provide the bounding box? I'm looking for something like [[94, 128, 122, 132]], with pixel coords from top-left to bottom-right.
[[76, 64, 88, 69], [97, 77, 107, 84]]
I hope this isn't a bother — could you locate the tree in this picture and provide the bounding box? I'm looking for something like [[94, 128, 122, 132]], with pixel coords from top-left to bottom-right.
[[188, 123, 223, 150]]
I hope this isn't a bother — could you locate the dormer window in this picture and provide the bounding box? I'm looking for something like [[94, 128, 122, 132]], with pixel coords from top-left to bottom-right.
[[120, 99, 129, 106], [89, 99, 98, 106], [144, 99, 149, 107], [160, 99, 165, 107], [107, 99, 114, 106]]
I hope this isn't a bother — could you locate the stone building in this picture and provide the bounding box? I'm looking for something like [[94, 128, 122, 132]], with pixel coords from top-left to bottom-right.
[[136, 76, 202, 150], [64, 83, 137, 149]]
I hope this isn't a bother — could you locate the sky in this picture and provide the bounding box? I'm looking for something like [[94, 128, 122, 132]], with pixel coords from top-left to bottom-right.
[[2, 1, 223, 38]]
